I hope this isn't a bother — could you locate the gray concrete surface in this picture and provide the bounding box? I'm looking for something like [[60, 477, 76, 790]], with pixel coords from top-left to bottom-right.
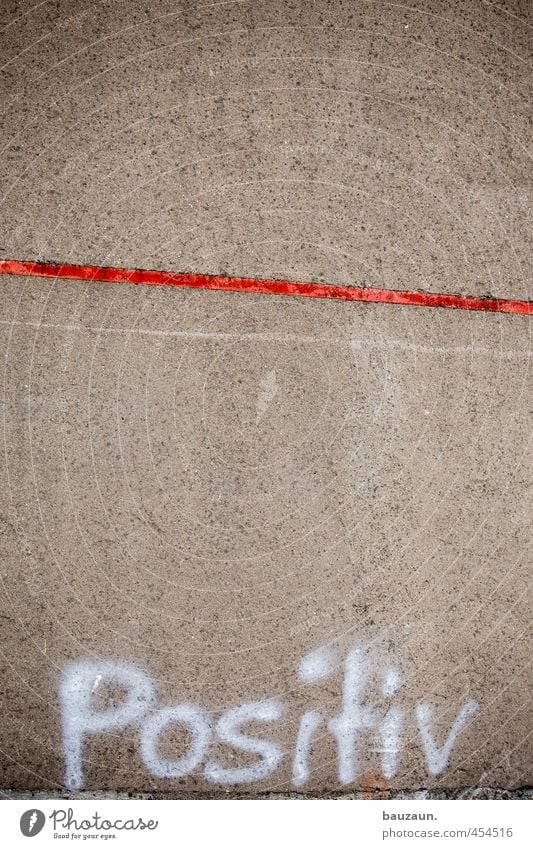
[[0, 0, 531, 798]]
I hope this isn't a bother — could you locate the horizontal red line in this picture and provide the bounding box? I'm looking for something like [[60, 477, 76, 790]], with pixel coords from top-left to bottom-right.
[[0, 258, 531, 315]]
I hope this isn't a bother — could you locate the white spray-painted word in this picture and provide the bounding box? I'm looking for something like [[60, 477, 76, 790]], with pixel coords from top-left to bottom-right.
[[60, 644, 478, 790]]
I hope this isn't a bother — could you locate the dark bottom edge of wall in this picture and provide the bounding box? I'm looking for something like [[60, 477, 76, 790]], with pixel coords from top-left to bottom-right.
[[1, 787, 532, 801]]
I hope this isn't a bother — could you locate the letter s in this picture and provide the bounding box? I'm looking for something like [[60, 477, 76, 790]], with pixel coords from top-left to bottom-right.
[[204, 699, 283, 785]]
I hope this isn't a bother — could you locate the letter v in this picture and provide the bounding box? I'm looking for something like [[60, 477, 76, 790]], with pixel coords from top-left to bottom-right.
[[416, 700, 478, 775]]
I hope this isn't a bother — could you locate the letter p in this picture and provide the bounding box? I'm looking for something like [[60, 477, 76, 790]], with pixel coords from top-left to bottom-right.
[[60, 660, 154, 790]]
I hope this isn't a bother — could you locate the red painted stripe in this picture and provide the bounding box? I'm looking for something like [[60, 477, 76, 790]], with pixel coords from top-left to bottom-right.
[[0, 258, 531, 315]]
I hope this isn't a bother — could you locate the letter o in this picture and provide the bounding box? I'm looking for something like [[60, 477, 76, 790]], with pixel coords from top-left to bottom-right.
[[139, 704, 212, 779]]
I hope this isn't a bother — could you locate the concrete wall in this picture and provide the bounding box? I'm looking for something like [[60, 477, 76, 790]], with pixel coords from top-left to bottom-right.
[[0, 0, 530, 797]]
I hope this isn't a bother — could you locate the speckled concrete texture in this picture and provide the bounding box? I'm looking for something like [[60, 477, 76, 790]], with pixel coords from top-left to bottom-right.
[[0, 1, 531, 797]]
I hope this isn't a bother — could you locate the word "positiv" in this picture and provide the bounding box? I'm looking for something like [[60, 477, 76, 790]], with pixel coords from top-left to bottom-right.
[[60, 642, 478, 790]]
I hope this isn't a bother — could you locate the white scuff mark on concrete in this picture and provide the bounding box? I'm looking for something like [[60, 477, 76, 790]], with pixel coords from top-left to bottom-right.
[[349, 338, 529, 360], [256, 370, 278, 424], [0, 319, 528, 360]]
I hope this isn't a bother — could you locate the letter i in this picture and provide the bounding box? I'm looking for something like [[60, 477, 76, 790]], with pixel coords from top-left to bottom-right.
[[292, 646, 336, 787], [380, 667, 403, 779]]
